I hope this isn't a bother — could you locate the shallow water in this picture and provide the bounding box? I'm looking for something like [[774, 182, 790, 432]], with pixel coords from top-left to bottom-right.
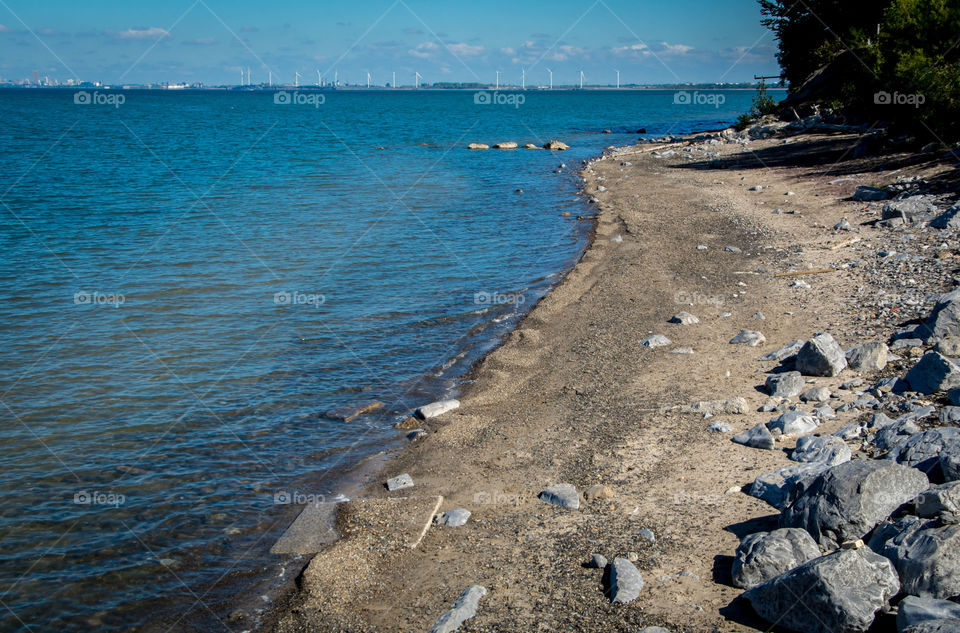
[[0, 87, 775, 630]]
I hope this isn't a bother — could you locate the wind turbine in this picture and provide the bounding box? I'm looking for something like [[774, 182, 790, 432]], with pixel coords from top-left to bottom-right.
[[521, 68, 525, 90], [495, 70, 500, 90], [317, 70, 321, 87], [239, 69, 244, 86], [246, 68, 250, 85], [616, 70, 620, 89], [415, 71, 421, 88], [392, 71, 396, 88], [269, 70, 272, 87], [295, 71, 300, 87], [579, 70, 584, 89], [546, 68, 553, 90], [367, 72, 371, 88]]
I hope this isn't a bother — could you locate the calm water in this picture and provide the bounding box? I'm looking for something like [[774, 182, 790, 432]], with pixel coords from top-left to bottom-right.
[[0, 88, 771, 631]]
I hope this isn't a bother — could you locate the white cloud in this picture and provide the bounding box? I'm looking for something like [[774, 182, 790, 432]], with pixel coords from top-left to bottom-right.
[[660, 42, 693, 55], [409, 41, 438, 58], [446, 42, 483, 56], [500, 46, 516, 56], [114, 27, 171, 41], [0, 24, 11, 33]]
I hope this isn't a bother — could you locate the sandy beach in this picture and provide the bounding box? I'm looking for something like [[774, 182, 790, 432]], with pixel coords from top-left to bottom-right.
[[258, 128, 958, 633]]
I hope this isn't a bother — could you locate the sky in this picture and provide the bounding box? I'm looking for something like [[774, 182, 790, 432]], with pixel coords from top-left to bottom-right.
[[0, 0, 781, 86]]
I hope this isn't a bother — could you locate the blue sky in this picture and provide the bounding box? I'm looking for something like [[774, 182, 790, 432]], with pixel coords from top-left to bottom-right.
[[0, 0, 780, 85]]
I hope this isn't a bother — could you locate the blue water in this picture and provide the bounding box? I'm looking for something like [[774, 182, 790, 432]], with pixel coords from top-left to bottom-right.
[[0, 88, 775, 631]]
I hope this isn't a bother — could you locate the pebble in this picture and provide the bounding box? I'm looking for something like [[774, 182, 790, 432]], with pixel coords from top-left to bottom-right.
[[589, 554, 608, 568]]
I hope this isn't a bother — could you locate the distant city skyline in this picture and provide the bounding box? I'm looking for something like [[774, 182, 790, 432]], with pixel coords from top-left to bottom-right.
[[0, 0, 780, 86]]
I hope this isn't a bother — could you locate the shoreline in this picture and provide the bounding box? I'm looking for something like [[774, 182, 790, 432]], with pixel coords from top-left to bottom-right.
[[259, 125, 958, 632]]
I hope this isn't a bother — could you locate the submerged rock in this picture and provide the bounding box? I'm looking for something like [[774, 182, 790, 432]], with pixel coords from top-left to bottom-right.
[[732, 528, 821, 589], [543, 140, 569, 151]]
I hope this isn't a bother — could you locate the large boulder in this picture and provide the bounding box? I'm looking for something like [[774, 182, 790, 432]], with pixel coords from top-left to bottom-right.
[[767, 410, 820, 437], [930, 204, 960, 230], [903, 621, 960, 633], [914, 482, 960, 519], [797, 333, 847, 377], [750, 462, 831, 510], [888, 428, 960, 479], [882, 197, 940, 224], [847, 342, 889, 372], [781, 460, 930, 549], [942, 442, 960, 482], [920, 290, 960, 341], [905, 353, 960, 394], [743, 548, 900, 633], [791, 435, 852, 466], [732, 528, 822, 589], [874, 419, 923, 452], [897, 596, 960, 631], [733, 423, 776, 450], [853, 185, 889, 201], [766, 371, 806, 398], [872, 519, 960, 599]]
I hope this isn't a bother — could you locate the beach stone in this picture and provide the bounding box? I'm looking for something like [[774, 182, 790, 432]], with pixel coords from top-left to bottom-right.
[[931, 205, 960, 230], [493, 142, 517, 149], [724, 245, 743, 253], [853, 185, 888, 201], [914, 482, 960, 518], [636, 628, 671, 633], [637, 528, 656, 543], [937, 338, 960, 357], [921, 290, 960, 341], [792, 279, 811, 289], [732, 423, 776, 450], [847, 342, 890, 372], [467, 143, 489, 150], [903, 621, 960, 633], [641, 334, 671, 348], [732, 528, 821, 589], [589, 554, 607, 568], [386, 474, 414, 491], [684, 397, 748, 415], [583, 484, 615, 502], [767, 410, 819, 436], [898, 596, 960, 631], [325, 399, 383, 422], [942, 442, 960, 482], [782, 460, 930, 549], [730, 330, 766, 347], [758, 339, 805, 362], [439, 508, 471, 527], [429, 585, 487, 633], [842, 378, 866, 390], [888, 428, 960, 478], [835, 424, 864, 440], [791, 435, 852, 466], [883, 197, 939, 223], [669, 312, 700, 325], [707, 420, 733, 433], [797, 333, 847, 377], [894, 338, 927, 350], [415, 399, 461, 420], [610, 557, 644, 603], [940, 407, 960, 424], [800, 386, 832, 403], [877, 520, 960, 599], [766, 371, 805, 398], [543, 140, 569, 151], [906, 353, 960, 394], [874, 419, 923, 452], [743, 548, 900, 633], [539, 483, 579, 509], [750, 462, 830, 509]]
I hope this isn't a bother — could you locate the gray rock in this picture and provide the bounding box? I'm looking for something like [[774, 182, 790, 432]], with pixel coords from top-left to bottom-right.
[[732, 528, 821, 589], [641, 334, 672, 348], [898, 596, 960, 631], [791, 435, 852, 466], [847, 342, 890, 372], [669, 312, 700, 325], [930, 204, 960, 230], [732, 423, 776, 450], [781, 460, 931, 549], [415, 399, 461, 420], [853, 185, 889, 201], [636, 628, 672, 633], [386, 473, 414, 491], [888, 428, 960, 478], [883, 197, 939, 224], [767, 410, 819, 436], [904, 620, 960, 633], [766, 371, 806, 398], [940, 407, 960, 424], [935, 337, 960, 357], [750, 462, 831, 510], [610, 557, 644, 603], [815, 405, 837, 419], [730, 330, 766, 347], [800, 386, 832, 403], [440, 508, 471, 527], [942, 442, 960, 482], [684, 397, 749, 415], [878, 376, 911, 393], [707, 420, 733, 433], [759, 339, 805, 362], [922, 289, 960, 341], [637, 528, 656, 543], [842, 378, 866, 389], [914, 481, 960, 518], [874, 420, 923, 452], [797, 333, 848, 377], [906, 353, 960, 394], [835, 424, 864, 440], [539, 483, 580, 509], [876, 520, 960, 599], [429, 585, 487, 633], [589, 553, 608, 568], [725, 245, 743, 253], [743, 548, 900, 633], [893, 338, 926, 350], [951, 389, 960, 407]]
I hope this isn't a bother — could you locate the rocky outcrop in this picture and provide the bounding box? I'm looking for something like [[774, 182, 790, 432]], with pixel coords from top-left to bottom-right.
[[732, 528, 821, 589]]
